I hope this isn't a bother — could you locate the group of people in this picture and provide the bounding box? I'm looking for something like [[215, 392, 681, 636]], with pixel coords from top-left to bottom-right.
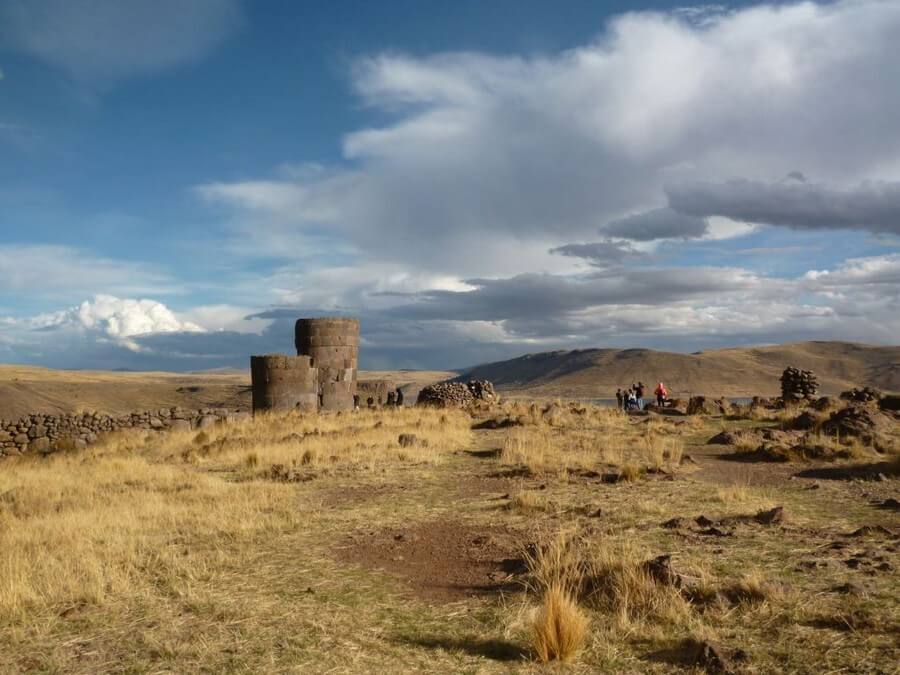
[[615, 381, 668, 411]]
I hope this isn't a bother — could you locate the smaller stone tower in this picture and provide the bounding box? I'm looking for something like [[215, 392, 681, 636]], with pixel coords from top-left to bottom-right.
[[250, 354, 318, 413]]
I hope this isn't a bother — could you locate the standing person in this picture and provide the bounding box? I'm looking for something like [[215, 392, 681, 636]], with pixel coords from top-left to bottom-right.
[[635, 381, 645, 410], [654, 382, 668, 408], [626, 389, 636, 411], [615, 388, 623, 410]]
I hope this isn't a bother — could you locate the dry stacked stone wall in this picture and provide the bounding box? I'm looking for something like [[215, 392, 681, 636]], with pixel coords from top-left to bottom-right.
[[295, 317, 359, 411], [0, 407, 250, 459], [250, 354, 318, 413]]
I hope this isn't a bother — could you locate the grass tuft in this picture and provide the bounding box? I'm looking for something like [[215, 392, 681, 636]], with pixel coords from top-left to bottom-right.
[[531, 583, 589, 663]]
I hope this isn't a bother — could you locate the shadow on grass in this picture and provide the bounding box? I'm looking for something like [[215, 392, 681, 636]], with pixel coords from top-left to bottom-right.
[[794, 461, 899, 481], [715, 450, 787, 463], [401, 636, 528, 662]]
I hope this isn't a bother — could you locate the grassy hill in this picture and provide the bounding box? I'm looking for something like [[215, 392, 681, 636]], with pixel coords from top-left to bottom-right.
[[0, 365, 452, 420], [457, 341, 900, 399]]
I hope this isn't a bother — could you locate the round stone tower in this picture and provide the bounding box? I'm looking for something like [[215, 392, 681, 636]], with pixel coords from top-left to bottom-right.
[[250, 354, 319, 413], [294, 317, 359, 411]]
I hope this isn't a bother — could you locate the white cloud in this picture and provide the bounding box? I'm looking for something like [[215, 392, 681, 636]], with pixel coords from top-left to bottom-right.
[[0, 245, 175, 300], [0, 0, 242, 83], [197, 0, 900, 275]]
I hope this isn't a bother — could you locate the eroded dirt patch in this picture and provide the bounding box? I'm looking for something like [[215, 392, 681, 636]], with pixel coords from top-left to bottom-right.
[[333, 520, 528, 602]]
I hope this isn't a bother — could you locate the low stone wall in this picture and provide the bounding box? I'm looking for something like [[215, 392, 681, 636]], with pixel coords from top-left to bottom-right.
[[0, 407, 250, 459]]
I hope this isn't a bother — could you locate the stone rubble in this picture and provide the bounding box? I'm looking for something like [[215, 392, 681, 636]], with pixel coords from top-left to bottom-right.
[[416, 380, 498, 407]]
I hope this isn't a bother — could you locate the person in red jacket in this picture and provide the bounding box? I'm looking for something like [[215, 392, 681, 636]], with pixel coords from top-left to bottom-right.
[[654, 382, 668, 407]]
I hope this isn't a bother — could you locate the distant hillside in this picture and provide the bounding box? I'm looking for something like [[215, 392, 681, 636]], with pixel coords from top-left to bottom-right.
[[0, 365, 452, 420], [457, 341, 900, 399]]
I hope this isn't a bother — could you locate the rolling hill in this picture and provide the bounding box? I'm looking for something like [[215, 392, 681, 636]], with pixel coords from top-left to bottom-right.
[[456, 341, 900, 399]]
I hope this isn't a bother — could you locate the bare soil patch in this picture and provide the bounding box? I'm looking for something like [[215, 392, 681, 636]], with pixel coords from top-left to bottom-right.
[[334, 520, 529, 602]]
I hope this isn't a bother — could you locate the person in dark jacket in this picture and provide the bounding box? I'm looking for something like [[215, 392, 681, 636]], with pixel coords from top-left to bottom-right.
[[634, 382, 645, 410], [615, 388, 623, 410]]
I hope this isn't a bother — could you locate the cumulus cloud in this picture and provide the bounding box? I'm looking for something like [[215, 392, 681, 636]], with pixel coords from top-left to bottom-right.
[[197, 0, 900, 274], [667, 178, 900, 234], [27, 295, 204, 352], [0, 0, 242, 83]]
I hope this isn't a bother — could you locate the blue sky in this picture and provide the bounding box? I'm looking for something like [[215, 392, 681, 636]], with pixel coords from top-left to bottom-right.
[[1, 0, 899, 371]]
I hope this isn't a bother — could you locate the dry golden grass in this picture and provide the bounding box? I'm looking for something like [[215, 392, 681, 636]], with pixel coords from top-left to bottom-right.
[[2, 396, 897, 673], [496, 403, 691, 476], [507, 490, 549, 512], [0, 408, 470, 620], [531, 583, 589, 663]]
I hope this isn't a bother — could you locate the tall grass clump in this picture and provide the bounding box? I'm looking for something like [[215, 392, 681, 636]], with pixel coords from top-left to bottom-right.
[[532, 583, 589, 663]]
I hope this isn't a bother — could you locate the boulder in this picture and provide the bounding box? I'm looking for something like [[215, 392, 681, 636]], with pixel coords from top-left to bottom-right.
[[708, 430, 738, 445], [687, 396, 730, 416], [197, 415, 218, 430], [821, 405, 892, 448], [168, 419, 192, 433], [28, 437, 51, 454], [787, 410, 824, 431]]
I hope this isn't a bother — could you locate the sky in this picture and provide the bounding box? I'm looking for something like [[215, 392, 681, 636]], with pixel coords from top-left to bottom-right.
[[1, 0, 899, 371]]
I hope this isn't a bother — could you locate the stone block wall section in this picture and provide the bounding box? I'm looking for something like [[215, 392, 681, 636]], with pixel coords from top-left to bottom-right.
[[295, 317, 360, 412], [0, 407, 250, 460]]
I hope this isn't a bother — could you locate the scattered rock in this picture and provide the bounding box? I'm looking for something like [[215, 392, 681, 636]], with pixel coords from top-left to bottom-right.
[[754, 506, 786, 525], [788, 410, 824, 431], [687, 396, 732, 416], [398, 433, 419, 448], [831, 582, 865, 595], [847, 525, 896, 538], [708, 430, 738, 445], [643, 554, 684, 588], [877, 498, 900, 511], [663, 517, 690, 529], [840, 387, 881, 403], [688, 639, 741, 674], [821, 405, 893, 449]]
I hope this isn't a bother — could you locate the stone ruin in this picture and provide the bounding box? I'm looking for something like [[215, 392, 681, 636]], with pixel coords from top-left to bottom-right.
[[780, 366, 819, 401], [417, 380, 498, 407], [251, 317, 359, 414], [356, 379, 398, 407]]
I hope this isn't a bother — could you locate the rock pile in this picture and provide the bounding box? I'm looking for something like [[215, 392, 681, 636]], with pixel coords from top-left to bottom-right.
[[686, 396, 732, 416], [0, 407, 250, 459], [417, 380, 498, 407], [780, 367, 819, 401], [840, 387, 882, 403]]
